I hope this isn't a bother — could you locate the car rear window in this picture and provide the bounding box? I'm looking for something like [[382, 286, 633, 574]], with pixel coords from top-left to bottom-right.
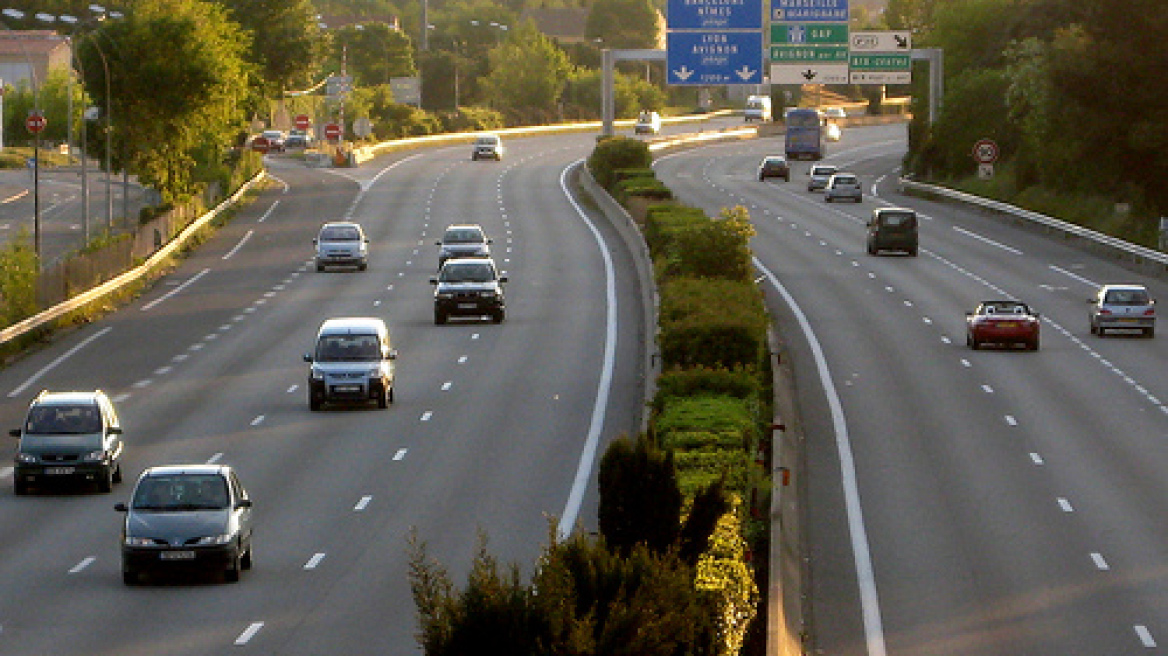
[[321, 226, 361, 241], [1105, 289, 1149, 305], [879, 212, 915, 228]]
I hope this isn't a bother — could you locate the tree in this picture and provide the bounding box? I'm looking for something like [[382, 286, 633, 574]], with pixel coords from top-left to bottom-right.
[[479, 21, 573, 124], [77, 0, 253, 204], [329, 22, 415, 88], [585, 0, 661, 50], [219, 0, 322, 97], [598, 434, 682, 556], [2, 69, 86, 147]]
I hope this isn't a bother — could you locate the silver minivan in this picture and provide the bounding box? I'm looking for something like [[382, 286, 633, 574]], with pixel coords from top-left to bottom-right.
[[314, 222, 369, 272], [304, 318, 397, 410], [824, 173, 862, 203]]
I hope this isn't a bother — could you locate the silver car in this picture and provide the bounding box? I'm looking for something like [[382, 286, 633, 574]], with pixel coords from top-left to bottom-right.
[[807, 164, 838, 191], [1088, 284, 1155, 337], [824, 173, 862, 203], [314, 221, 369, 271]]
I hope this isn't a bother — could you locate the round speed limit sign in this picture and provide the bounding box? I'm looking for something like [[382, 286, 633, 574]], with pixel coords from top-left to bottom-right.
[[972, 138, 999, 164]]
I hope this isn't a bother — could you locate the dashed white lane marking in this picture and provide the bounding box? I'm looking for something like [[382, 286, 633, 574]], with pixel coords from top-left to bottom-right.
[[1090, 552, 1110, 571], [1057, 497, 1074, 512], [951, 226, 1023, 255], [141, 268, 210, 311], [981, 385, 994, 394], [1005, 415, 1018, 426], [1029, 453, 1045, 465], [441, 382, 452, 391], [1134, 625, 1156, 648], [286, 385, 298, 393], [69, 557, 96, 574], [234, 622, 264, 646], [206, 453, 224, 464], [457, 356, 468, 364], [257, 199, 280, 223], [354, 495, 373, 511], [222, 230, 254, 260], [304, 553, 326, 570], [420, 411, 433, 421], [393, 449, 407, 461], [250, 415, 265, 426]]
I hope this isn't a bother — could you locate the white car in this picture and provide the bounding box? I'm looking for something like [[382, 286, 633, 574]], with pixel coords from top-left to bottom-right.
[[1088, 284, 1156, 337], [634, 111, 662, 135], [471, 134, 503, 161], [825, 122, 842, 142], [824, 173, 863, 203]]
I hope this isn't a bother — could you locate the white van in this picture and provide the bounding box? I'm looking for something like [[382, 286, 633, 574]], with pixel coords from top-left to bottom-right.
[[744, 95, 772, 122], [304, 317, 397, 410]]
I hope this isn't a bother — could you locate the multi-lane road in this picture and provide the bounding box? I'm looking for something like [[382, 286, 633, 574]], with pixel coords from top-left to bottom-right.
[[655, 123, 1168, 655], [0, 134, 650, 654], [4, 117, 1168, 655]]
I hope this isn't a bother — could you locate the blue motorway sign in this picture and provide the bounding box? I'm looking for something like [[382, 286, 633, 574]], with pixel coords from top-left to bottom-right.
[[667, 31, 763, 85], [668, 0, 763, 30], [770, 0, 848, 22]]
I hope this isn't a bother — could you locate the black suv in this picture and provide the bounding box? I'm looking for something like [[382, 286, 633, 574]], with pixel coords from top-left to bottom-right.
[[11, 390, 124, 494], [431, 258, 507, 324]]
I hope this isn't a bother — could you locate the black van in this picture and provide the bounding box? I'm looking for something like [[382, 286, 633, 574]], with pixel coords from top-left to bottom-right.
[[866, 208, 918, 256]]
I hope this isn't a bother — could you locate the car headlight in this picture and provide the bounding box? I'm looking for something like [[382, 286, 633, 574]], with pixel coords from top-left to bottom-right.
[[15, 453, 36, 464], [437, 292, 454, 300], [82, 450, 106, 463], [124, 536, 157, 547], [193, 534, 233, 546]]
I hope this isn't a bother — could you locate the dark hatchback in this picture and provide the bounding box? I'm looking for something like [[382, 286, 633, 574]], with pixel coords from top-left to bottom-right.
[[757, 155, 790, 181], [866, 207, 918, 256], [116, 464, 254, 584]]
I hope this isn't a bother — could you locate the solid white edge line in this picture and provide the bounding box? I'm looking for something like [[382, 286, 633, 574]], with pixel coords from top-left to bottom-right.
[[755, 255, 888, 656], [556, 162, 617, 541], [8, 326, 113, 397]]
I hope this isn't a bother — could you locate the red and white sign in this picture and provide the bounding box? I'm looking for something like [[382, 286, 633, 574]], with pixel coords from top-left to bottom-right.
[[25, 113, 46, 134], [972, 138, 999, 164], [250, 135, 270, 153], [323, 123, 342, 141], [294, 114, 311, 131]]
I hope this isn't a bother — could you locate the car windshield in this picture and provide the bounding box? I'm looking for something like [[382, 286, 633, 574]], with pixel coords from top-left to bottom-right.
[[1105, 289, 1149, 305], [315, 334, 382, 362], [443, 229, 484, 244], [25, 404, 101, 434], [833, 176, 857, 185], [320, 226, 361, 241], [476, 137, 498, 146], [132, 474, 229, 511], [440, 262, 494, 283]]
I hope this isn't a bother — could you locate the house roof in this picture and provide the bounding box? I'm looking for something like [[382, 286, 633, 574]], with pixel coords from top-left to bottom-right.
[[0, 31, 70, 57]]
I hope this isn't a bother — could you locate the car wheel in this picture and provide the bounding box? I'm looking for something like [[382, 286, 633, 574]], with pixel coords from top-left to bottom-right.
[[97, 467, 114, 494], [309, 395, 322, 412], [241, 544, 253, 571], [387, 386, 395, 404], [493, 309, 505, 324], [113, 463, 123, 484], [1097, 326, 1106, 337], [376, 386, 389, 409], [358, 263, 368, 271], [1146, 327, 1155, 338], [856, 195, 863, 203], [122, 568, 141, 586], [316, 263, 324, 272], [1028, 338, 1040, 351], [1089, 323, 1098, 335], [908, 247, 918, 256], [224, 554, 241, 583], [434, 309, 447, 325], [14, 479, 28, 496], [969, 336, 980, 350], [825, 196, 833, 203]]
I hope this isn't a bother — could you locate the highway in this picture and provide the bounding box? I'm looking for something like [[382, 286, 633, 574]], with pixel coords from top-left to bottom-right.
[[0, 132, 653, 654], [654, 123, 1168, 654]]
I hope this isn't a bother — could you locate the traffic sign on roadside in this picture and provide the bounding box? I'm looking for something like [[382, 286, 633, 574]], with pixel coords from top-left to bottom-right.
[[25, 112, 46, 134], [972, 138, 999, 164], [323, 123, 342, 142], [849, 31, 911, 52], [771, 23, 848, 45], [294, 114, 311, 131], [770, 62, 849, 85], [770, 45, 848, 63], [250, 135, 270, 153], [771, 0, 847, 22]]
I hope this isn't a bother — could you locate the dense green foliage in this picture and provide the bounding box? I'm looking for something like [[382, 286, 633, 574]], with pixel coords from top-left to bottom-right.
[[598, 434, 682, 555], [899, 0, 1168, 228], [586, 137, 652, 189]]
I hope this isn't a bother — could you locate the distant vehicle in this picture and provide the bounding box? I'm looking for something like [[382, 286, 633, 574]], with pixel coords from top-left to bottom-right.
[[784, 108, 825, 160], [757, 155, 790, 181], [284, 133, 310, 149], [966, 301, 1041, 350], [824, 172, 862, 203], [866, 207, 917, 255], [431, 257, 507, 324], [823, 107, 848, 120], [825, 122, 842, 142], [634, 110, 662, 134], [1088, 284, 1156, 337], [10, 390, 124, 495], [314, 221, 369, 272], [259, 129, 285, 153], [116, 464, 254, 585], [437, 224, 492, 267], [304, 317, 397, 410], [744, 95, 772, 122], [471, 134, 503, 161], [807, 164, 838, 191]]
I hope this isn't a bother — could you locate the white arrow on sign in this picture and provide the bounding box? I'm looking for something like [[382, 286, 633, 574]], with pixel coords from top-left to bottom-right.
[[736, 65, 757, 81], [673, 66, 695, 81]]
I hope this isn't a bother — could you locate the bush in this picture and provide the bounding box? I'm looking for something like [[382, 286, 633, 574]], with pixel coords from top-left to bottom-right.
[[587, 136, 652, 189], [658, 277, 768, 370], [654, 366, 761, 412], [598, 434, 682, 556], [670, 206, 755, 281]]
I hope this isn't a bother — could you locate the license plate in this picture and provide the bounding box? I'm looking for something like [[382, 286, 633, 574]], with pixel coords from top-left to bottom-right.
[[160, 551, 196, 560], [1119, 317, 1139, 322], [334, 385, 361, 393], [996, 322, 1017, 328], [45, 467, 75, 475], [458, 303, 478, 309]]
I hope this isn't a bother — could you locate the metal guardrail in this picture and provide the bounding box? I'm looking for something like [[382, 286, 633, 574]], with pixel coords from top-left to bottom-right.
[[899, 177, 1168, 276], [0, 170, 267, 346]]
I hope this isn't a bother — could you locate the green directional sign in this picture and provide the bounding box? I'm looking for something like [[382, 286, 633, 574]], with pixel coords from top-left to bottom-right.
[[770, 23, 848, 45], [769, 45, 849, 63], [849, 53, 911, 70]]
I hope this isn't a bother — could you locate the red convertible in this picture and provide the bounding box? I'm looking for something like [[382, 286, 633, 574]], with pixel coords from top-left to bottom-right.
[[966, 301, 1040, 350]]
